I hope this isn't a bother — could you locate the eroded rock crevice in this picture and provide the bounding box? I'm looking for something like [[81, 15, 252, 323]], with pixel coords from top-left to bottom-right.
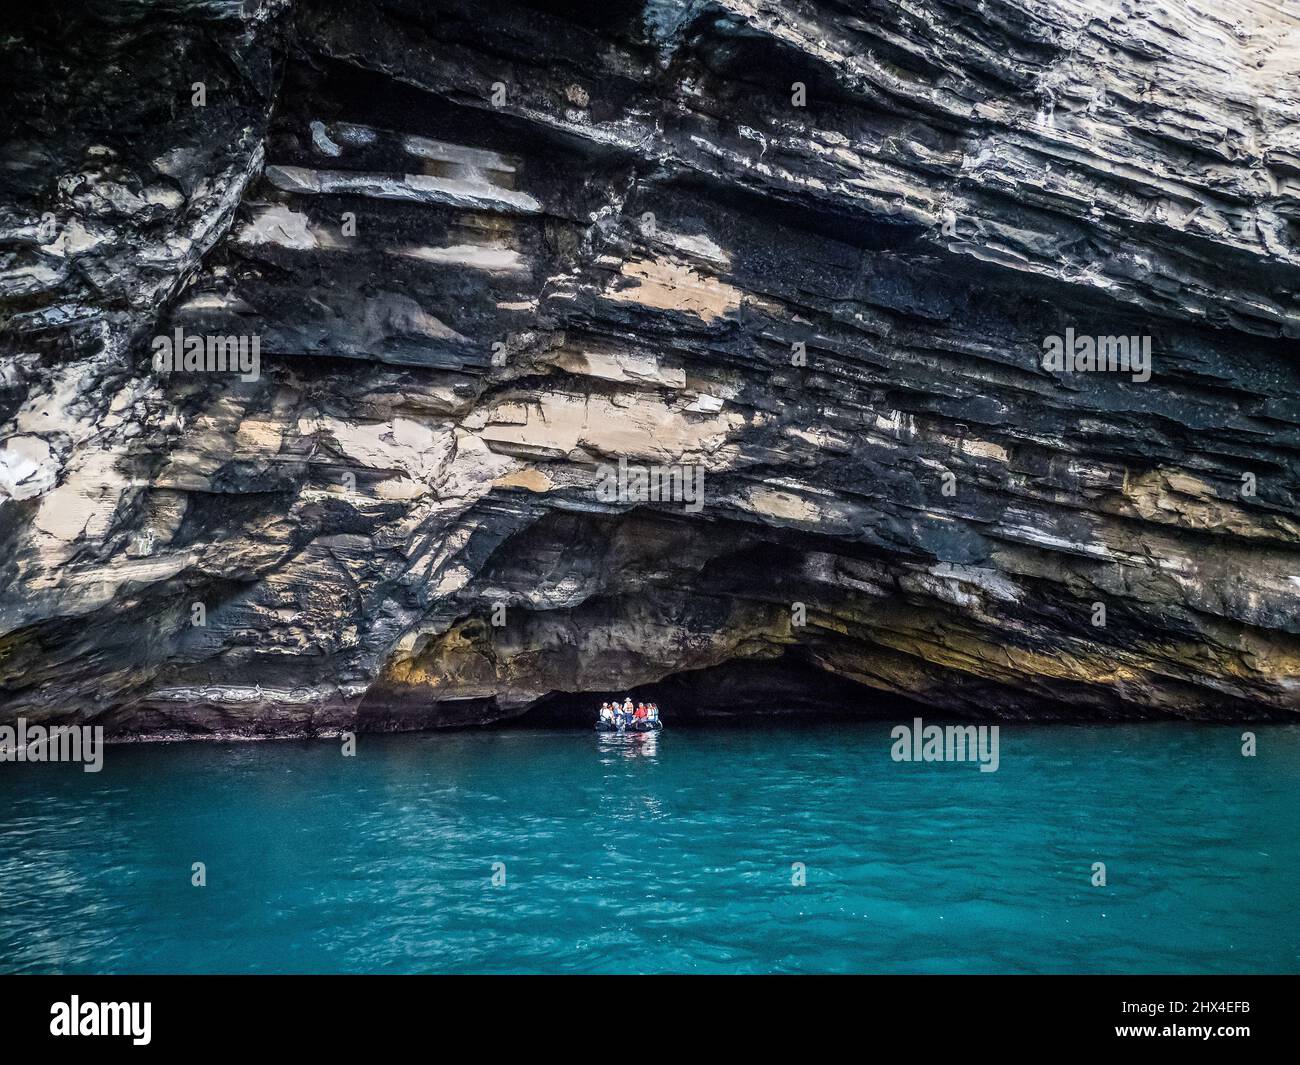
[[3, 0, 1300, 733]]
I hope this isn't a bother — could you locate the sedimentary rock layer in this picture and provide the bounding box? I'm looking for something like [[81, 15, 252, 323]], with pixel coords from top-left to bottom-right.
[[3, 0, 1300, 733]]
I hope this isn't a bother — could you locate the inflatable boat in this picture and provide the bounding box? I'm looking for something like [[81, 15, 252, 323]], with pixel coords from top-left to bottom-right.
[[596, 718, 663, 733]]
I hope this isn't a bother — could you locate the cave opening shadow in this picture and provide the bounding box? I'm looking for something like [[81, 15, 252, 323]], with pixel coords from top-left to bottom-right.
[[507, 653, 928, 729]]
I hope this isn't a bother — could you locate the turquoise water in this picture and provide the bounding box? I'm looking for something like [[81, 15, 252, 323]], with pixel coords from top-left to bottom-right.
[[1, 722, 1297, 974]]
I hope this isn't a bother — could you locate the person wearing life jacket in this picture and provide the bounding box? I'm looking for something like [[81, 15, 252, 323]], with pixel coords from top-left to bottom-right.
[[600, 703, 615, 726], [647, 703, 658, 722], [634, 703, 648, 721]]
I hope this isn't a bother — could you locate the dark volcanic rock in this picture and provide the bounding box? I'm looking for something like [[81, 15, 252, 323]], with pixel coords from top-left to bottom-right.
[[3, 0, 1300, 734]]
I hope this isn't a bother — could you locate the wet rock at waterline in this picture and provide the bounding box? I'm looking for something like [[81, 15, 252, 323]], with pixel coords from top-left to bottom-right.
[[3, 0, 1300, 734]]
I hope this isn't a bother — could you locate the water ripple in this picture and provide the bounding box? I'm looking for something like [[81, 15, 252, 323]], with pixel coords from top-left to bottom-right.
[[0, 723, 1297, 973]]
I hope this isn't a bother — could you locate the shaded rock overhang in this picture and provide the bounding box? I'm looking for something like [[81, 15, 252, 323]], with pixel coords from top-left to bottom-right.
[[2, 0, 1300, 734]]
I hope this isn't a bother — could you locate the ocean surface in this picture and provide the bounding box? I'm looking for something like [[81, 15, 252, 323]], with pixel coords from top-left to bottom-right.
[[1, 721, 1297, 974]]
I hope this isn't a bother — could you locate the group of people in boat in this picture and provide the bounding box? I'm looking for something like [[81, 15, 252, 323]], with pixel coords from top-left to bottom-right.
[[597, 697, 662, 732]]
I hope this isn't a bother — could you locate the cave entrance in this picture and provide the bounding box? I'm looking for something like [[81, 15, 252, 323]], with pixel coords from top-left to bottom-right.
[[508, 651, 923, 728]]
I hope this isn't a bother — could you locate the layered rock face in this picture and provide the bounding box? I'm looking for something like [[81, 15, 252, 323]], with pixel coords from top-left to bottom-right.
[[3, 0, 1300, 734]]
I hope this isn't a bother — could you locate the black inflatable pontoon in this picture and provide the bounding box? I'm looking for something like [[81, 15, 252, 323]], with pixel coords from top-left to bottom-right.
[[596, 718, 663, 733]]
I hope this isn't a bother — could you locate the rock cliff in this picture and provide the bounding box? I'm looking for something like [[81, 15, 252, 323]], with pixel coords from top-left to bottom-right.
[[3, 0, 1300, 733]]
